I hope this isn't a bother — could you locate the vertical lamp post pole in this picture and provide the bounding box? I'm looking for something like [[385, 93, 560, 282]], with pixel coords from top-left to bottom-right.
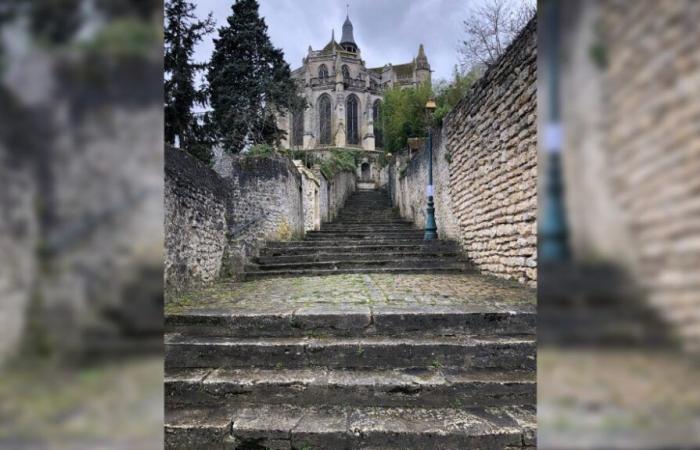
[[540, 0, 569, 261], [424, 98, 438, 241]]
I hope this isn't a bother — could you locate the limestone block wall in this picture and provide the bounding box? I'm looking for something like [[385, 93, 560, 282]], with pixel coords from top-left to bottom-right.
[[165, 146, 304, 291], [388, 126, 460, 241], [443, 18, 538, 285]]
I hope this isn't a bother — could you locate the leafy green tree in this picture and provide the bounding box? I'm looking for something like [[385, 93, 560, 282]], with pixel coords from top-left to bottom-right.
[[380, 82, 432, 154], [164, 0, 214, 162], [207, 0, 303, 154], [433, 66, 478, 123]]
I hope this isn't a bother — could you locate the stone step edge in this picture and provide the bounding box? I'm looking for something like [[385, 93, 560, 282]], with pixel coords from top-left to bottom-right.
[[165, 404, 536, 449], [264, 243, 457, 250], [165, 310, 536, 338], [165, 333, 536, 347], [248, 257, 463, 269], [244, 267, 466, 279], [257, 251, 459, 260], [166, 366, 536, 389], [166, 368, 535, 409]]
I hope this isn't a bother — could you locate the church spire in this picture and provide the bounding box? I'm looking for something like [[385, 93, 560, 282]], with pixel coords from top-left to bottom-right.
[[340, 6, 358, 53]]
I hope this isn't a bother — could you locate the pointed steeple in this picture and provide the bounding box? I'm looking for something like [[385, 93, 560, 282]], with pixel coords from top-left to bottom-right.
[[416, 43, 429, 70], [340, 8, 358, 53]]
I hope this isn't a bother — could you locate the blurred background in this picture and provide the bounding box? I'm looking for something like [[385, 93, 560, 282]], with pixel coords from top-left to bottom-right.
[[0, 0, 164, 448], [1, 0, 700, 449], [538, 0, 700, 448]]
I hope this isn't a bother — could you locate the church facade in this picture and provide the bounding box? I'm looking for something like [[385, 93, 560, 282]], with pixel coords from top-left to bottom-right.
[[279, 14, 431, 154]]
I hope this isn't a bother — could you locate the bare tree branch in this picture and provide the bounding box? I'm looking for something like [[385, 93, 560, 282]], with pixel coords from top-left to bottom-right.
[[458, 0, 535, 73]]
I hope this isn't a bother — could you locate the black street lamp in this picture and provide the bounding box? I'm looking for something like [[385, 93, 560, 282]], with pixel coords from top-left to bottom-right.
[[424, 98, 438, 241]]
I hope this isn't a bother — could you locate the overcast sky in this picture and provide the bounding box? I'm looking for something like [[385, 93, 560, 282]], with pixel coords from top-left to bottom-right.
[[192, 0, 476, 83]]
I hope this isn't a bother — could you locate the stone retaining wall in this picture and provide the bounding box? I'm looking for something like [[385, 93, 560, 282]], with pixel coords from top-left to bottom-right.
[[325, 170, 356, 222], [165, 147, 356, 291], [389, 18, 537, 286], [165, 146, 304, 291], [443, 18, 538, 285]]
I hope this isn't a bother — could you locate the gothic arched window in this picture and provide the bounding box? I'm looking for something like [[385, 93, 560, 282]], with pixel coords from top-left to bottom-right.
[[342, 65, 350, 81], [372, 99, 383, 148], [346, 94, 359, 145], [318, 64, 328, 80], [291, 108, 304, 147], [318, 94, 332, 145]]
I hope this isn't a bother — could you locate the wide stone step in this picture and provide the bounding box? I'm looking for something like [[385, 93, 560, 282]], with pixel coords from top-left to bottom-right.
[[165, 309, 536, 338], [330, 219, 405, 224], [256, 251, 460, 264], [320, 225, 417, 232], [166, 367, 535, 410], [307, 230, 422, 236], [247, 257, 464, 272], [261, 242, 458, 256], [265, 238, 439, 248], [303, 235, 428, 242], [165, 334, 536, 371], [165, 404, 536, 450], [244, 266, 466, 279]]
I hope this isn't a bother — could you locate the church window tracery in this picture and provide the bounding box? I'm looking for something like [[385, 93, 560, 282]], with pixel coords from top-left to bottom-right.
[[318, 64, 329, 80], [346, 94, 359, 145], [318, 94, 332, 145]]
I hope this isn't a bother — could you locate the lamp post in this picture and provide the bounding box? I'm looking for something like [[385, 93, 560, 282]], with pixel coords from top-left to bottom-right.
[[539, 0, 569, 261], [424, 98, 438, 240]]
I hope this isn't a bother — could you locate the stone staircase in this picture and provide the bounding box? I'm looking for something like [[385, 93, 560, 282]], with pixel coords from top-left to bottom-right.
[[244, 189, 467, 279], [165, 188, 536, 449]]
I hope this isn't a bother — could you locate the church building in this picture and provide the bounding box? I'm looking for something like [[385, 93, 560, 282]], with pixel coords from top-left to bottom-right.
[[279, 14, 431, 155]]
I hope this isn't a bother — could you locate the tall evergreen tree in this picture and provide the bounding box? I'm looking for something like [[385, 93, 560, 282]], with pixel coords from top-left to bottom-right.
[[164, 0, 214, 162], [207, 0, 303, 154]]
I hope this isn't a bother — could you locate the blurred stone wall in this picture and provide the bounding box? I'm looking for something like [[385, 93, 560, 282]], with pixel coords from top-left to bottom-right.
[[442, 18, 538, 285], [0, 151, 38, 365], [388, 126, 460, 241], [0, 46, 164, 360], [165, 146, 304, 291]]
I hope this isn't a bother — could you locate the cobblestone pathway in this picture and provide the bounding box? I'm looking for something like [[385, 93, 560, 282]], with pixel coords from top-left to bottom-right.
[[166, 273, 535, 316]]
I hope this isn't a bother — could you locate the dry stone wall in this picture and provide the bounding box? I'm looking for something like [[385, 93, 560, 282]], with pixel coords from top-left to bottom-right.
[[165, 146, 304, 291], [166, 147, 356, 292], [442, 18, 537, 286]]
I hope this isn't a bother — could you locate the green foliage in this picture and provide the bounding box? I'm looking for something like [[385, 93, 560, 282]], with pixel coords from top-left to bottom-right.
[[433, 67, 478, 124], [83, 19, 161, 60], [319, 150, 358, 179], [589, 41, 608, 70], [246, 143, 277, 157], [164, 0, 215, 164], [380, 82, 432, 154], [379, 67, 477, 154], [207, 0, 304, 154], [287, 149, 358, 180]]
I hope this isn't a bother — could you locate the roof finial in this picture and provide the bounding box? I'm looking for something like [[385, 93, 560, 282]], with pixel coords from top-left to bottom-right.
[[347, 3, 349, 16], [331, 29, 335, 42]]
